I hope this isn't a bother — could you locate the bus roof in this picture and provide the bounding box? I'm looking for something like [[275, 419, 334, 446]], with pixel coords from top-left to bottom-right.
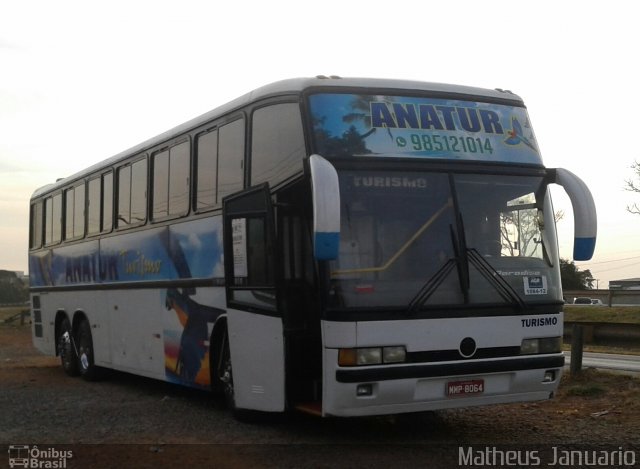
[[31, 77, 524, 199]]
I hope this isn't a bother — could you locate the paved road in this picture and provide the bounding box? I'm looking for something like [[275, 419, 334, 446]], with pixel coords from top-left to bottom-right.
[[565, 351, 640, 373]]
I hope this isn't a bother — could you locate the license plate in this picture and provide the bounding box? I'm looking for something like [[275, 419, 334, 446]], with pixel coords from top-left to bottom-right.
[[447, 379, 484, 397]]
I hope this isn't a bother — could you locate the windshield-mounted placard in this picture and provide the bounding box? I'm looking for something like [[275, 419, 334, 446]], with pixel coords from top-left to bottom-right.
[[309, 93, 542, 165]]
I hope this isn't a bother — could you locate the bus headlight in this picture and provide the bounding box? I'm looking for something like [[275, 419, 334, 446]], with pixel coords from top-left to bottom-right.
[[383, 346, 407, 363], [520, 337, 562, 355], [338, 346, 406, 366]]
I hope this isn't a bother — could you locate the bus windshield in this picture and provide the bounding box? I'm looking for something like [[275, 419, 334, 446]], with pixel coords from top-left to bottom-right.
[[329, 170, 561, 310]]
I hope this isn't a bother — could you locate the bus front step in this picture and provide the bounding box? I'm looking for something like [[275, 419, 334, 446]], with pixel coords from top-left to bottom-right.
[[294, 402, 322, 417]]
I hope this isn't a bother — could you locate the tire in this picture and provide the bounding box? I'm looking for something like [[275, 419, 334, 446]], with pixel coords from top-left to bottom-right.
[[218, 330, 236, 411], [58, 316, 79, 377], [76, 319, 100, 381], [215, 328, 275, 422]]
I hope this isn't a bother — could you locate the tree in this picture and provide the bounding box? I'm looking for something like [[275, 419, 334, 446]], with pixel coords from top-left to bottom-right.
[[0, 270, 29, 304], [559, 259, 594, 290], [499, 196, 564, 257], [624, 160, 640, 214]]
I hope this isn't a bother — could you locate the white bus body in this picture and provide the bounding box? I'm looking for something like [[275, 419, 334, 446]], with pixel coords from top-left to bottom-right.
[[29, 77, 596, 417]]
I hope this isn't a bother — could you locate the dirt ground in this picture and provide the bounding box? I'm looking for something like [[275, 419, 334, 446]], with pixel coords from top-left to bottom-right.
[[1, 321, 639, 468]]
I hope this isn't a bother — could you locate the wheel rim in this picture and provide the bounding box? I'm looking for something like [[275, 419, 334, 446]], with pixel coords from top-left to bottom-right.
[[221, 356, 233, 396], [78, 324, 92, 372], [219, 334, 235, 406], [80, 351, 90, 371], [59, 330, 73, 369]]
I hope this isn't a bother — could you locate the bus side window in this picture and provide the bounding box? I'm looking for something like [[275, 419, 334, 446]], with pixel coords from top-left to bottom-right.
[[102, 172, 113, 232], [195, 129, 218, 212], [64, 187, 75, 240], [64, 183, 86, 241], [30, 200, 43, 249], [130, 159, 147, 224], [218, 118, 245, 202], [44, 193, 62, 245], [88, 177, 101, 235], [251, 103, 305, 187], [117, 158, 147, 228], [152, 141, 190, 220], [117, 165, 131, 227], [89, 172, 113, 235]]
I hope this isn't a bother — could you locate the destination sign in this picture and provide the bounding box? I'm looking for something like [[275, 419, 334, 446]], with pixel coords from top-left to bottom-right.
[[309, 93, 543, 166]]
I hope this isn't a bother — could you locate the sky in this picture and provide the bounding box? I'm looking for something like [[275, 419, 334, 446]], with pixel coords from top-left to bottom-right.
[[1, 0, 639, 288]]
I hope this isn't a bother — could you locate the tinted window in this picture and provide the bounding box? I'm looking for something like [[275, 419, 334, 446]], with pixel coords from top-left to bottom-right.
[[51, 193, 62, 244], [64, 184, 85, 240], [169, 141, 189, 216], [30, 201, 43, 249], [153, 141, 189, 220], [130, 159, 147, 224], [251, 103, 305, 186], [218, 119, 245, 201], [196, 129, 218, 211], [152, 150, 169, 219], [45, 197, 53, 244], [117, 165, 131, 227], [74, 183, 85, 238], [88, 177, 101, 235], [102, 172, 113, 232], [89, 173, 113, 234], [117, 158, 147, 228], [65, 187, 75, 240]]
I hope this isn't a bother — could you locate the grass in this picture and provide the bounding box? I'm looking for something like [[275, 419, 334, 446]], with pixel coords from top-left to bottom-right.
[[564, 305, 640, 324], [0, 306, 30, 323], [564, 383, 607, 397]]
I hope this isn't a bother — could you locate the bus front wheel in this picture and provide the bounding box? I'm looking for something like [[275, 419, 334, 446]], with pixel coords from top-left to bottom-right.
[[219, 330, 236, 411]]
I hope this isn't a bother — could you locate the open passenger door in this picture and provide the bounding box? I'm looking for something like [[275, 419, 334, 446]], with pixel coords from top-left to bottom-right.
[[222, 183, 285, 412]]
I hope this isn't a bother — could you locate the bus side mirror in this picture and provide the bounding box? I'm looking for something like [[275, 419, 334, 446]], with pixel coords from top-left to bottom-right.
[[549, 168, 597, 261], [309, 154, 340, 260]]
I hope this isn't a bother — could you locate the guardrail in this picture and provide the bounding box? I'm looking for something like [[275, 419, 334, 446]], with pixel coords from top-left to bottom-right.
[[564, 321, 640, 373], [564, 321, 640, 345], [0, 308, 30, 325]]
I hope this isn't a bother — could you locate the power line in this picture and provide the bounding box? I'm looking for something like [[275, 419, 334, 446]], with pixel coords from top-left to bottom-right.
[[590, 261, 640, 275], [577, 255, 640, 266]]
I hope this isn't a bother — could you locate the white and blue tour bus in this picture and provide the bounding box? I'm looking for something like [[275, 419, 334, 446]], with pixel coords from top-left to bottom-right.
[[29, 76, 596, 417]]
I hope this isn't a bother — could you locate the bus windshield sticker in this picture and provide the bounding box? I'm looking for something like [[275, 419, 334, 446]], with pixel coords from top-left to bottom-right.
[[309, 93, 542, 165], [523, 275, 547, 295]]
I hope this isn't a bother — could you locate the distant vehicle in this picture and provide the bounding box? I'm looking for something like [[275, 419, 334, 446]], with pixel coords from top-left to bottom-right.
[[573, 297, 593, 305], [591, 299, 604, 306]]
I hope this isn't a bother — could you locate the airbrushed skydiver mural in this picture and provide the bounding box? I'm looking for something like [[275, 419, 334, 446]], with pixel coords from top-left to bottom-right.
[[29, 216, 227, 389]]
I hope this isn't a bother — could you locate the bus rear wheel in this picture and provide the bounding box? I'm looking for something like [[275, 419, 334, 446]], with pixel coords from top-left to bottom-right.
[[58, 316, 79, 377], [76, 319, 100, 381]]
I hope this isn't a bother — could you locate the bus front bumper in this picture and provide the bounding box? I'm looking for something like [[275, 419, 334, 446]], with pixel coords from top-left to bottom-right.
[[322, 352, 564, 417]]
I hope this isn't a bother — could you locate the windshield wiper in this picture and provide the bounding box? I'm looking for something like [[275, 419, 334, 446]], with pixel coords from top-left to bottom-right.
[[407, 193, 471, 312], [450, 223, 470, 303], [407, 259, 457, 313], [467, 248, 526, 310], [407, 221, 468, 313]]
